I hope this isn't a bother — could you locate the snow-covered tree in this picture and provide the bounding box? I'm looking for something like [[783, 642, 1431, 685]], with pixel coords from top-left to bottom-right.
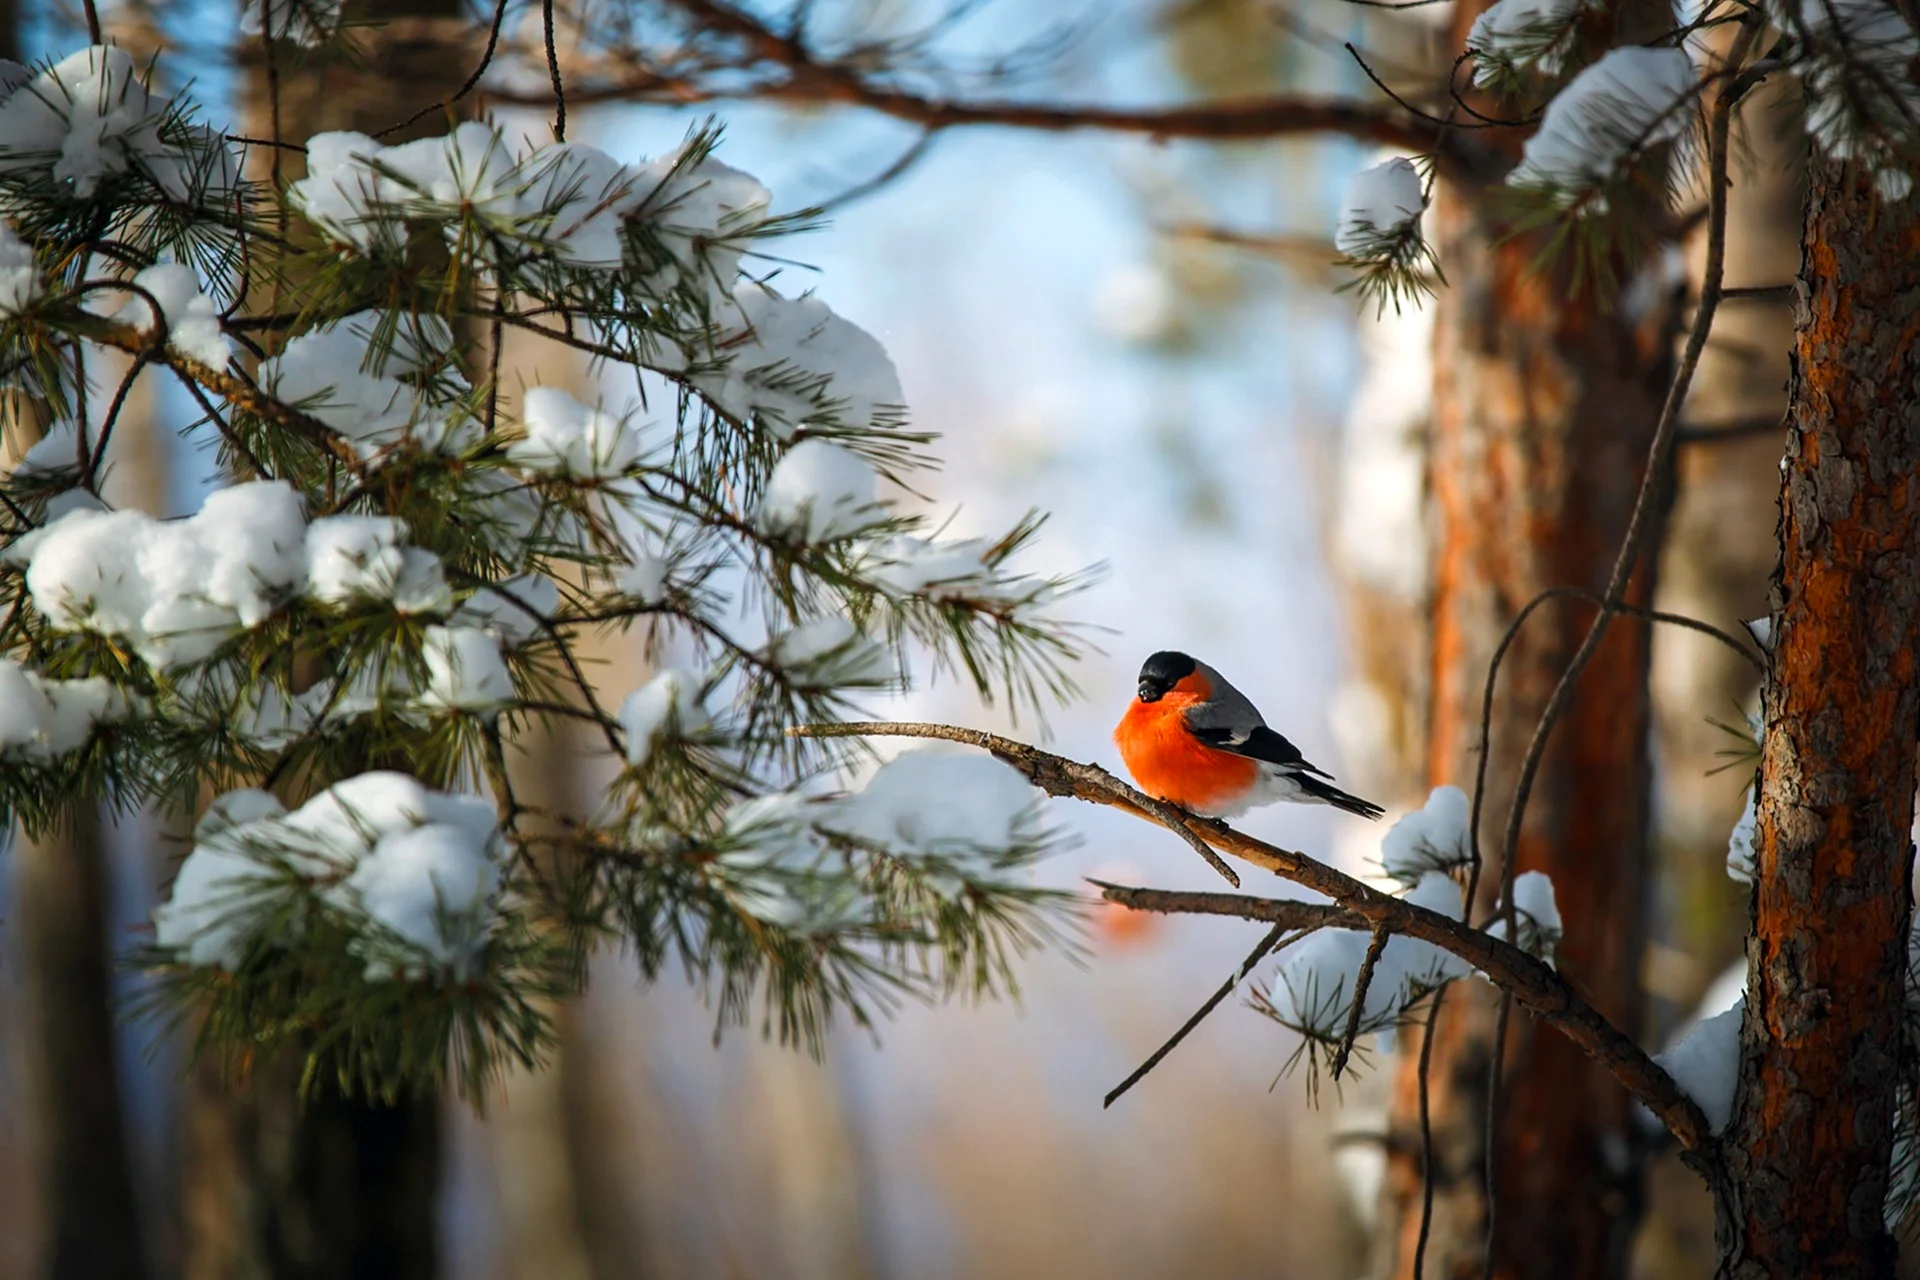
[[0, 38, 1090, 1106]]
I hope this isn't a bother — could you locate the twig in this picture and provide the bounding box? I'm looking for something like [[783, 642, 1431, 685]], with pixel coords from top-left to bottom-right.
[[79, 316, 367, 474], [83, 0, 102, 44], [462, 575, 627, 758], [1412, 988, 1445, 1280], [1344, 41, 1515, 133], [1163, 223, 1336, 264], [1489, 5, 1767, 1019], [1458, 587, 1754, 929], [1100, 916, 1299, 1107], [805, 722, 1712, 1150], [1100, 886, 1364, 929], [1480, 992, 1514, 1280], [543, 0, 568, 142], [1332, 925, 1391, 1080], [86, 350, 152, 494], [814, 129, 940, 215], [172, 369, 272, 480], [375, 0, 513, 139], [1136, 796, 1243, 886]]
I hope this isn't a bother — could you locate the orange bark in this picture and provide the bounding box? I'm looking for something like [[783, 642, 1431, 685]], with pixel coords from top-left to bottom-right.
[[1718, 165, 1920, 1280]]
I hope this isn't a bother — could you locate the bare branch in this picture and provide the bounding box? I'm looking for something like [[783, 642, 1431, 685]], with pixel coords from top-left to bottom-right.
[[792, 721, 1714, 1150], [374, 0, 514, 140], [1099, 915, 1302, 1108], [1332, 925, 1391, 1080], [494, 0, 1445, 157], [1412, 988, 1445, 1280], [543, 0, 568, 142]]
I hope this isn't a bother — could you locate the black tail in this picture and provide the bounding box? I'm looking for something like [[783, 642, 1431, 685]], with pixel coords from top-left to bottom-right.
[[1296, 773, 1385, 820]]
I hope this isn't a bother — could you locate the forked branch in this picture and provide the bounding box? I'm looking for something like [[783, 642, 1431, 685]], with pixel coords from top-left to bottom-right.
[[790, 720, 1714, 1151]]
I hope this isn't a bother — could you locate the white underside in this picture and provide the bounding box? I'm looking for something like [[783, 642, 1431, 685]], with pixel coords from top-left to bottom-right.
[[1199, 765, 1322, 819]]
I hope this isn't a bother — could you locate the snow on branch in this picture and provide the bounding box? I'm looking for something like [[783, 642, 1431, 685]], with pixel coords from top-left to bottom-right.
[[1333, 155, 1441, 316], [1467, 0, 1590, 90], [0, 41, 1096, 1099], [1507, 46, 1700, 212]]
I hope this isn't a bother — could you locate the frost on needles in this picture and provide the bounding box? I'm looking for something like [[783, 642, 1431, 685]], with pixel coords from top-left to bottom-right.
[[0, 42, 1090, 1100]]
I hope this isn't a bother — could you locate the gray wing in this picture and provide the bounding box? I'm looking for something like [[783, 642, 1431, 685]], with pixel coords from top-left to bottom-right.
[[1184, 662, 1334, 779]]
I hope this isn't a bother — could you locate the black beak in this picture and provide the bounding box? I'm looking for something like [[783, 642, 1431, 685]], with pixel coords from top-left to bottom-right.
[[1137, 681, 1162, 703]]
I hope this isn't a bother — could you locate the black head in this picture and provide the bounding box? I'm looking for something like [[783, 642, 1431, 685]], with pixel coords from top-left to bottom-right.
[[1137, 650, 1197, 703]]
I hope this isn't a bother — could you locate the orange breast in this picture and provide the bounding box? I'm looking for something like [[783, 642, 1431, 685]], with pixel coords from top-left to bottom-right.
[[1113, 695, 1258, 814]]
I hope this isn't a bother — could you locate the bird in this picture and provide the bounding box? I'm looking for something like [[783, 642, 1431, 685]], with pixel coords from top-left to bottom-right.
[[1113, 650, 1384, 821]]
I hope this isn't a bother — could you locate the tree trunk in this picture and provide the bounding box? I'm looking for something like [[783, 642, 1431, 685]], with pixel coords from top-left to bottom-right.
[[1370, 7, 1678, 1279], [1634, 51, 1802, 1280], [180, 10, 476, 1278], [1, 238, 151, 1280], [13, 808, 151, 1280], [1716, 164, 1920, 1280]]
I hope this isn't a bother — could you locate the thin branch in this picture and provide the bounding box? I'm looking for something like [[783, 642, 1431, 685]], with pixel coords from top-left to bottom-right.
[[1093, 888, 1362, 931], [1163, 222, 1337, 265], [1480, 992, 1514, 1280], [1344, 41, 1518, 133], [797, 722, 1713, 1150], [1412, 987, 1445, 1280], [1103, 880, 1710, 1139], [87, 350, 153, 494], [1464, 585, 1761, 918], [172, 368, 272, 480], [376, 0, 514, 139], [1332, 925, 1391, 1080], [543, 0, 568, 142], [813, 129, 941, 215], [83, 0, 103, 44], [78, 315, 367, 474], [1134, 795, 1244, 886], [498, 0, 1443, 157], [1099, 916, 1300, 1108]]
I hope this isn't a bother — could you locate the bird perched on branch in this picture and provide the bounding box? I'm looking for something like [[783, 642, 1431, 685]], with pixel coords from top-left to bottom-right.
[[1114, 650, 1383, 821]]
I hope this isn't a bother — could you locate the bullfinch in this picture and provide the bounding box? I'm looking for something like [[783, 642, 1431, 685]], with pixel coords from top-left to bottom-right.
[[1114, 650, 1384, 821]]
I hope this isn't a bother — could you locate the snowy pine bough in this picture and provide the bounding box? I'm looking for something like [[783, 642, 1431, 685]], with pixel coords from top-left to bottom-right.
[[1340, 0, 1920, 315], [1255, 786, 1563, 1082], [0, 44, 1088, 1099], [1334, 155, 1441, 315]]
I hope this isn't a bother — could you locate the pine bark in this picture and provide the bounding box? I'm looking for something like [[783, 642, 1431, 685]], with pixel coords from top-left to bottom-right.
[[1369, 4, 1677, 1277], [1716, 165, 1920, 1280], [13, 809, 151, 1280]]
